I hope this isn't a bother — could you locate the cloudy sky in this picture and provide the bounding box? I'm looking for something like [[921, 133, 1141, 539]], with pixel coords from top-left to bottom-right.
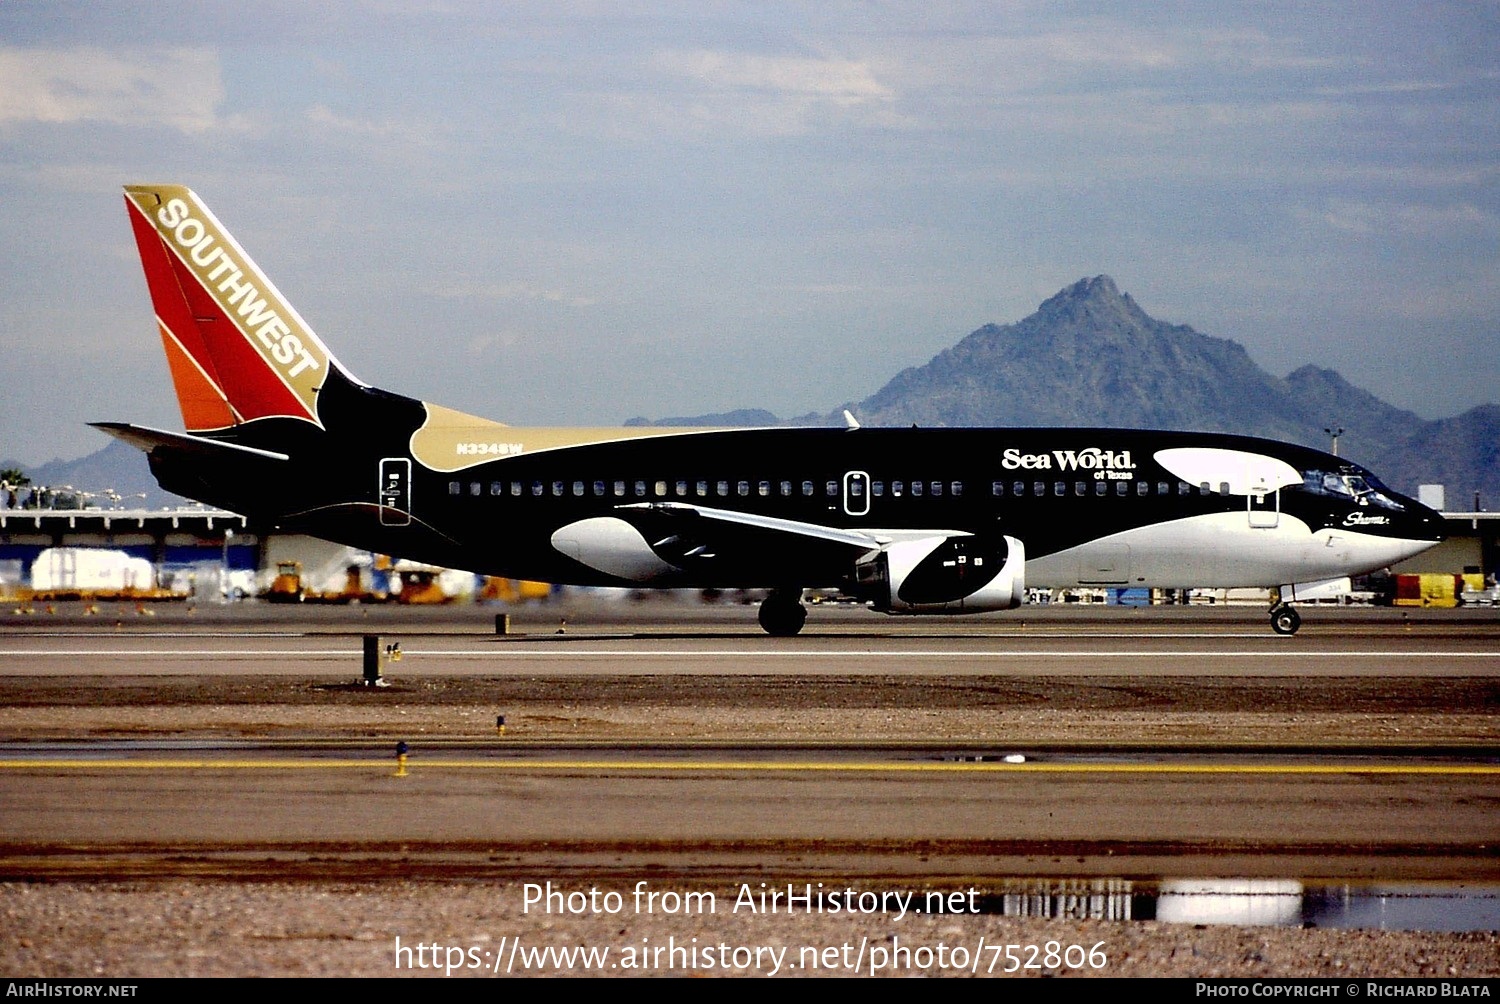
[[1, 2, 1495, 466]]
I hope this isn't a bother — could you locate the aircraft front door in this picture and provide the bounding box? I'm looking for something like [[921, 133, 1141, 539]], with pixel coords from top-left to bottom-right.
[[1248, 480, 1280, 528], [379, 458, 412, 526], [843, 470, 870, 517]]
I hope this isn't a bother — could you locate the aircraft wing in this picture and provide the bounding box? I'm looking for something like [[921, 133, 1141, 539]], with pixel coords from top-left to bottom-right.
[[598, 501, 977, 587], [593, 501, 886, 582], [617, 501, 887, 552]]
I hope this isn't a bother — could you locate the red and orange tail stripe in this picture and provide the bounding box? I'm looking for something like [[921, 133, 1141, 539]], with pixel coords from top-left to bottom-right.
[[123, 185, 339, 432]]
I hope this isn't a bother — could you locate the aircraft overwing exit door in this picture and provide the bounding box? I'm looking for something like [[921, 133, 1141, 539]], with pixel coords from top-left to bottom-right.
[[843, 471, 870, 516]]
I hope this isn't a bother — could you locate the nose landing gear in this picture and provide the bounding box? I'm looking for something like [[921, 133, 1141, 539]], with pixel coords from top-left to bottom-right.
[[1269, 602, 1301, 635], [1269, 578, 1350, 634]]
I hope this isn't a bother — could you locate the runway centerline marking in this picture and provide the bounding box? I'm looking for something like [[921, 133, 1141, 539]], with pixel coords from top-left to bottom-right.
[[1, 759, 1495, 776], [0, 631, 1421, 640]]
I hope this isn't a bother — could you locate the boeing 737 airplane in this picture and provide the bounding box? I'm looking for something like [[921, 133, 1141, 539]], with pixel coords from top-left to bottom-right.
[[98, 185, 1444, 635]]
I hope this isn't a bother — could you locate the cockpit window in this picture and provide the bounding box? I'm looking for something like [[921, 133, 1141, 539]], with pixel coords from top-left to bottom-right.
[[1304, 469, 1401, 510]]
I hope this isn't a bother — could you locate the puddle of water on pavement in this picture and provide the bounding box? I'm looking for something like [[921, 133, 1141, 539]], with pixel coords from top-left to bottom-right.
[[974, 879, 1500, 932]]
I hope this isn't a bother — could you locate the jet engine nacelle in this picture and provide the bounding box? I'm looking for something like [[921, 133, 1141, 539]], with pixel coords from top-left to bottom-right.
[[856, 534, 1025, 614]]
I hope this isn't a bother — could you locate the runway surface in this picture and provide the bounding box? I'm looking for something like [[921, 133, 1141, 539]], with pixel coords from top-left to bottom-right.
[[1, 601, 1497, 883]]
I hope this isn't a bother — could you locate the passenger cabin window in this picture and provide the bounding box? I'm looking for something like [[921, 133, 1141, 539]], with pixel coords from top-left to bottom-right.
[[572, 481, 585, 497], [801, 481, 814, 496], [532, 481, 544, 497], [697, 481, 708, 497], [654, 480, 667, 497], [992, 481, 1005, 497], [951, 481, 963, 497], [717, 481, 729, 497], [614, 481, 626, 497], [891, 481, 904, 497], [738, 481, 750, 497], [1034, 482, 1046, 496], [634, 480, 647, 497], [675, 480, 688, 497], [593, 481, 605, 497], [1013, 481, 1026, 496], [449, 481, 460, 495], [1178, 482, 1191, 495], [871, 481, 884, 497], [758, 481, 770, 497], [780, 481, 792, 497], [511, 482, 522, 497], [490, 482, 503, 496], [1137, 481, 1149, 496], [1095, 482, 1108, 496], [470, 482, 482, 496], [911, 481, 924, 497], [930, 481, 942, 497], [1054, 482, 1066, 496], [1074, 481, 1086, 496], [825, 481, 838, 497], [552, 481, 564, 497], [1158, 482, 1170, 495]]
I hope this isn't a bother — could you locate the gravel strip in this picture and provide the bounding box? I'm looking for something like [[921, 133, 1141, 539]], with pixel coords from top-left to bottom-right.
[[3, 880, 1496, 978]]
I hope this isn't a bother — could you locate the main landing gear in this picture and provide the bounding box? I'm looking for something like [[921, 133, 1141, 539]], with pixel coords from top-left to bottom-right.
[[758, 588, 807, 637], [1269, 601, 1301, 636]]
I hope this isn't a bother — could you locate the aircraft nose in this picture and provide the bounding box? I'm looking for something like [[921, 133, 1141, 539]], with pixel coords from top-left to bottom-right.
[[1408, 500, 1447, 541]]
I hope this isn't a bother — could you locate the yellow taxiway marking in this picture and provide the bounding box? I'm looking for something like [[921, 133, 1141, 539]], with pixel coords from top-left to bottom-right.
[[2, 648, 1498, 658], [0, 759, 1495, 775]]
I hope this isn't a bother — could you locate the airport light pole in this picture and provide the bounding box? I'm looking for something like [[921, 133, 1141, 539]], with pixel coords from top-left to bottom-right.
[[221, 528, 234, 604], [1324, 426, 1344, 457]]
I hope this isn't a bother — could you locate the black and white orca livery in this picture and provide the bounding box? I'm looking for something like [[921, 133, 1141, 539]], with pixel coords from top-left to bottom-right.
[[99, 185, 1445, 635]]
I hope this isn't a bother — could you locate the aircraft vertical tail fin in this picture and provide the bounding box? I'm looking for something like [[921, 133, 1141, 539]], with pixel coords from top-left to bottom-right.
[[123, 185, 358, 433]]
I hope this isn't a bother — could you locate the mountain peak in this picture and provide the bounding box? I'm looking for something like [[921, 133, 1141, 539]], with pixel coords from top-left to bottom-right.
[[619, 273, 1498, 497], [1061, 274, 1120, 300], [1035, 274, 1149, 327]]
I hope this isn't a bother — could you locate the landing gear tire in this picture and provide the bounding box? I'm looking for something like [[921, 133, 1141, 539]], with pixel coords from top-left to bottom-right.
[[758, 591, 807, 637], [1270, 604, 1301, 636]]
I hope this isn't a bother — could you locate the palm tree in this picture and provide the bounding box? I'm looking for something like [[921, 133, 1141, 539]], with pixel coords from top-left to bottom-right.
[[0, 469, 30, 509]]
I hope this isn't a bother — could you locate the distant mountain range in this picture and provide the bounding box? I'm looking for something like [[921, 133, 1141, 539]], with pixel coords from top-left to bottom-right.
[[6, 275, 1495, 510], [632, 275, 1499, 505], [1, 439, 191, 511]]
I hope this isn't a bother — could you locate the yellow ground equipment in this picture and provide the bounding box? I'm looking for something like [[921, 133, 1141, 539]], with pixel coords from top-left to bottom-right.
[[266, 561, 305, 602], [479, 577, 553, 603]]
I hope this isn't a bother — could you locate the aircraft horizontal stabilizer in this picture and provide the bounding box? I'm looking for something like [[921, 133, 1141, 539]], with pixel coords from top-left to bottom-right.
[[90, 422, 290, 462]]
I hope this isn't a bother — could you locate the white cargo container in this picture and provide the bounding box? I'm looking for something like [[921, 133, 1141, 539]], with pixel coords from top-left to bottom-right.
[[32, 548, 155, 592]]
